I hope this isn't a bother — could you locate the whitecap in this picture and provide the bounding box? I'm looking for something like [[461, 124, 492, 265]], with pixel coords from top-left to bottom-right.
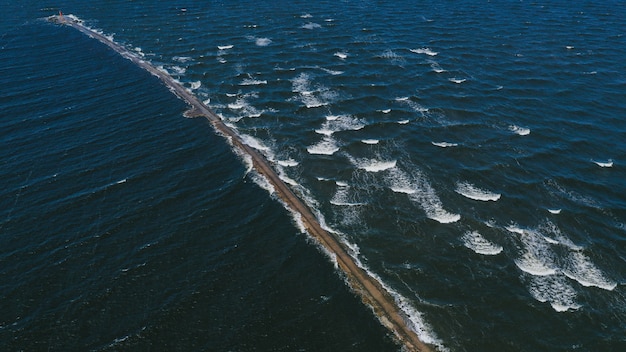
[[173, 56, 192, 63], [509, 125, 531, 136], [386, 168, 460, 223], [514, 230, 558, 276], [279, 174, 299, 186], [320, 115, 366, 133], [361, 139, 380, 145], [330, 187, 366, 206], [218, 44, 233, 50], [505, 224, 526, 235], [398, 119, 410, 124], [390, 187, 417, 194], [410, 48, 438, 56], [334, 51, 348, 60], [335, 180, 349, 187], [307, 137, 340, 155], [359, 160, 397, 172], [528, 275, 581, 312], [432, 142, 458, 148], [462, 231, 503, 255], [302, 22, 322, 30], [240, 134, 270, 152], [562, 251, 617, 291], [240, 78, 268, 86], [539, 222, 581, 250], [548, 208, 562, 214], [170, 65, 186, 75], [277, 159, 299, 167], [250, 173, 275, 195], [320, 68, 344, 75], [315, 128, 335, 136], [395, 96, 409, 101], [379, 109, 391, 114], [592, 159, 613, 168], [255, 37, 272, 46], [430, 62, 446, 73], [449, 78, 466, 84], [300, 13, 313, 18], [455, 182, 501, 201]]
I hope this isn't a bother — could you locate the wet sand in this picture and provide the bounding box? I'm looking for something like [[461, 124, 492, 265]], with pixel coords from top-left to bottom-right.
[[49, 14, 434, 352]]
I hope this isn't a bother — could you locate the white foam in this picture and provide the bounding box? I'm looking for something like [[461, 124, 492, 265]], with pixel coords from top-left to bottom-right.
[[430, 62, 446, 73], [170, 65, 186, 75], [330, 187, 366, 206], [279, 173, 299, 186], [548, 208, 561, 214], [386, 168, 460, 223], [592, 159, 613, 168], [396, 97, 428, 113], [379, 109, 391, 114], [361, 139, 380, 145], [292, 73, 333, 108], [335, 181, 349, 187], [565, 45, 574, 50], [462, 231, 503, 255], [315, 128, 335, 136], [528, 275, 581, 312], [320, 68, 344, 75], [173, 56, 192, 63], [449, 78, 466, 84], [334, 51, 348, 60], [432, 142, 458, 148], [300, 13, 313, 18], [240, 134, 270, 151], [307, 137, 339, 155], [353, 158, 397, 172], [218, 45, 233, 50], [277, 159, 299, 167], [509, 125, 531, 136], [410, 48, 438, 56], [455, 182, 501, 201], [189, 81, 201, 90], [302, 22, 322, 29], [397, 119, 410, 125], [318, 114, 366, 134], [562, 252, 617, 291], [250, 172, 275, 195], [514, 229, 558, 276], [255, 38, 272, 46], [240, 78, 268, 86], [539, 221, 582, 251]]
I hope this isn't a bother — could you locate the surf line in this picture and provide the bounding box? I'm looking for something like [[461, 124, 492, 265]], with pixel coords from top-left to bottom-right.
[[49, 14, 434, 352]]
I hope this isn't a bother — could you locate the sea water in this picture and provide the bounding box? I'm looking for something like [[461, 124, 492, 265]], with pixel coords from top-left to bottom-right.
[[1, 1, 625, 351]]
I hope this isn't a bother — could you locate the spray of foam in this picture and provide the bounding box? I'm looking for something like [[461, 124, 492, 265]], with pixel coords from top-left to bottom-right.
[[386, 167, 460, 223], [462, 231, 503, 255], [455, 182, 501, 201]]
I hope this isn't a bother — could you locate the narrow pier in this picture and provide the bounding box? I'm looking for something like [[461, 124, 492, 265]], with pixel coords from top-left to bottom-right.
[[50, 14, 434, 352]]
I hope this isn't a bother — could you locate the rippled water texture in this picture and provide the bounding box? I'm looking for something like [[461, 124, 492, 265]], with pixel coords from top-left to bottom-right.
[[2, 1, 626, 351]]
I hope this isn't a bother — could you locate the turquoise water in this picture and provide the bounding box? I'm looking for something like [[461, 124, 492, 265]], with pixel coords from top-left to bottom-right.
[[2, 1, 625, 351]]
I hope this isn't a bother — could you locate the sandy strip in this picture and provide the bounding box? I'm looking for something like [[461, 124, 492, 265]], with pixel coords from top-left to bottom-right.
[[50, 14, 434, 352]]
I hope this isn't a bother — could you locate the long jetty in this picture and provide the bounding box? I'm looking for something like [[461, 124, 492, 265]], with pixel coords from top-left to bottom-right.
[[50, 14, 434, 352]]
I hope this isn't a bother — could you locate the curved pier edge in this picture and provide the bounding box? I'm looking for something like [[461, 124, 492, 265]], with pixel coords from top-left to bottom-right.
[[48, 14, 435, 352]]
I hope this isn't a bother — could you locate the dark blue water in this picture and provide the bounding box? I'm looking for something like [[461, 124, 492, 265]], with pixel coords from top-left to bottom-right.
[[2, 1, 626, 351]]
